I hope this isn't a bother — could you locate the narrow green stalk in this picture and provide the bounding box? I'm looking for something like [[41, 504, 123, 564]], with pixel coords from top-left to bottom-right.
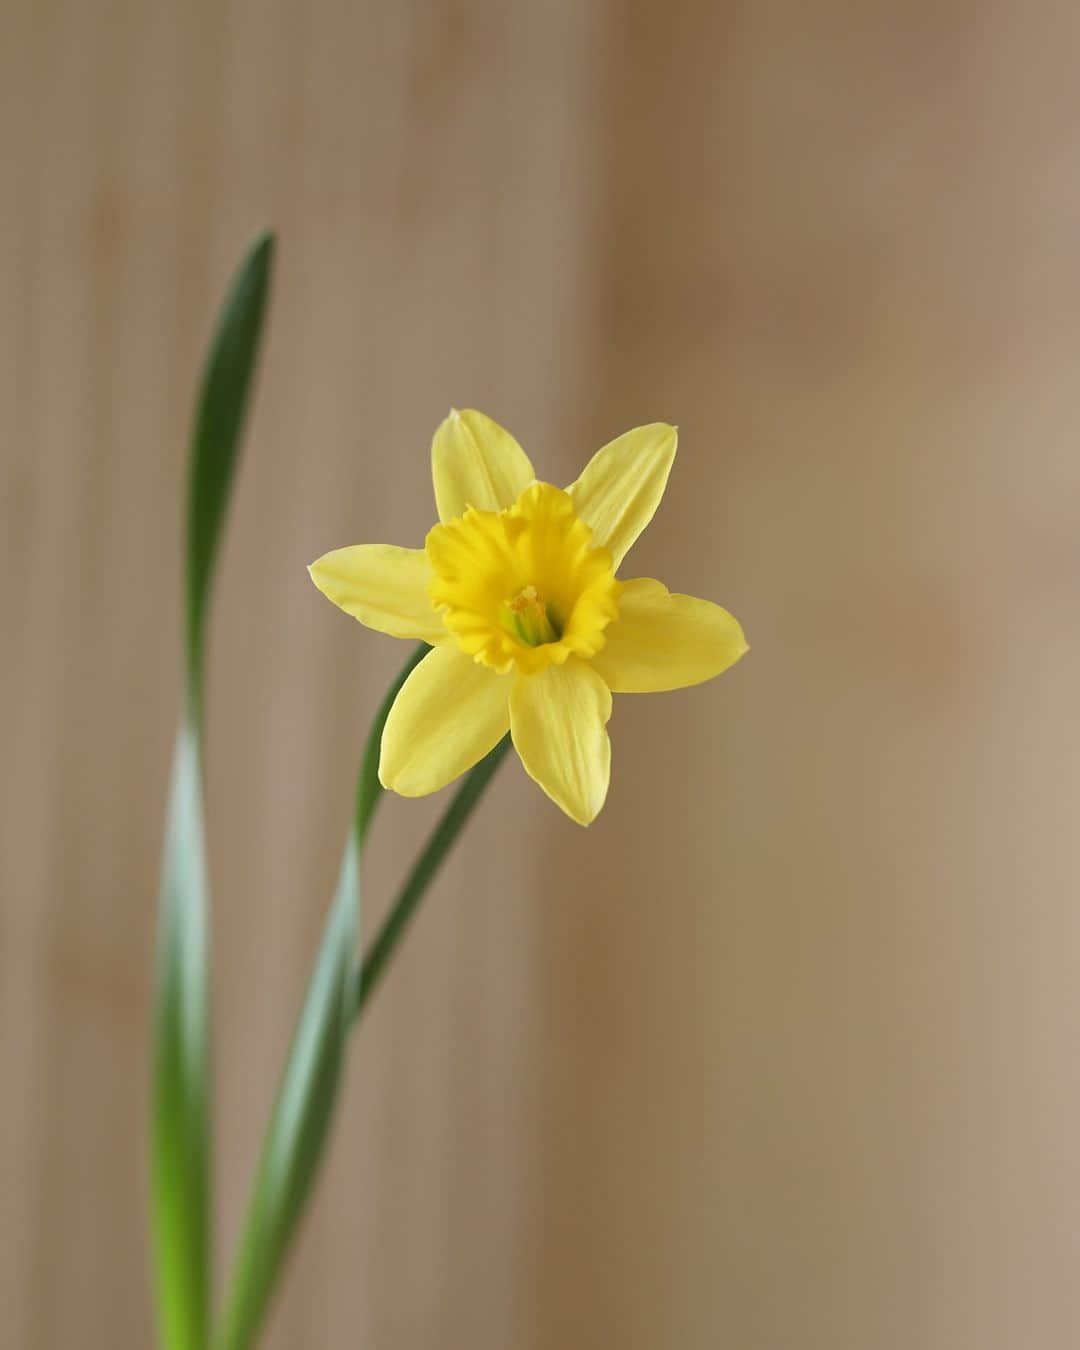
[[350, 734, 512, 1023], [354, 644, 428, 847]]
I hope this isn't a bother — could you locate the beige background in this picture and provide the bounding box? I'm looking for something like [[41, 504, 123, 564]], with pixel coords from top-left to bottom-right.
[[4, 2, 1080, 1347]]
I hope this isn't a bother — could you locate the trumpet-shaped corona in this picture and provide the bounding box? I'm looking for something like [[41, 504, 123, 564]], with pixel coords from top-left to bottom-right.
[[426, 482, 620, 676], [309, 409, 747, 824]]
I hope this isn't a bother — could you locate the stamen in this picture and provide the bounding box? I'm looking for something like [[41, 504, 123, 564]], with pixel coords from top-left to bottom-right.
[[502, 585, 559, 646]]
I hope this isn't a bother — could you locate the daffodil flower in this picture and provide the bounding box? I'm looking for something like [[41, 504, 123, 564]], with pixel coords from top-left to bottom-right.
[[310, 411, 748, 825]]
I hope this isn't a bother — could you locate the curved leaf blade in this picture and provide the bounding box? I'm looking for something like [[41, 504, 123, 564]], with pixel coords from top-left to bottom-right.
[[185, 231, 275, 717], [152, 232, 275, 1350]]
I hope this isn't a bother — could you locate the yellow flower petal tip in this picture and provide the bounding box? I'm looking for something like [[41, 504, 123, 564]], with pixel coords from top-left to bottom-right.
[[312, 412, 746, 824]]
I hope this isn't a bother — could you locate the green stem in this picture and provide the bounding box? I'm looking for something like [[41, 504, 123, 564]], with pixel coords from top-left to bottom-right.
[[350, 735, 512, 1022], [355, 643, 428, 847], [209, 645, 509, 1350]]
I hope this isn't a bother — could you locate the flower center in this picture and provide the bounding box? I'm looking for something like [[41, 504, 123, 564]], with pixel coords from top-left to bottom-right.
[[501, 585, 560, 647], [425, 481, 621, 675]]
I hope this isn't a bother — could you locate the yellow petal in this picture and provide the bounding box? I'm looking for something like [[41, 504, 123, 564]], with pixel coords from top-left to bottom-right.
[[308, 544, 447, 643], [566, 423, 677, 569], [509, 658, 612, 825], [431, 408, 536, 522], [380, 646, 511, 796], [590, 578, 748, 693]]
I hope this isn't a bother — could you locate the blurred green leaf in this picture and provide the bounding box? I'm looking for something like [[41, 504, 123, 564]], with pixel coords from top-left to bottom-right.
[[152, 723, 212, 1350], [152, 233, 275, 1350], [185, 234, 276, 719]]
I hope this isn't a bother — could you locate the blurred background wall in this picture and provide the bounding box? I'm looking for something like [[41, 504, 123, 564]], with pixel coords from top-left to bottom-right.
[[4, 2, 1080, 1347]]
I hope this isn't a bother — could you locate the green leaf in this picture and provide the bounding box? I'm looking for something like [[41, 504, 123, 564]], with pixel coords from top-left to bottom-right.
[[152, 232, 275, 1350], [152, 722, 212, 1350], [213, 641, 426, 1350], [185, 233, 275, 719]]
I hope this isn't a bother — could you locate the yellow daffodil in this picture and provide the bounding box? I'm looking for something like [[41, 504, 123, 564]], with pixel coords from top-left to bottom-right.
[[310, 411, 748, 825]]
